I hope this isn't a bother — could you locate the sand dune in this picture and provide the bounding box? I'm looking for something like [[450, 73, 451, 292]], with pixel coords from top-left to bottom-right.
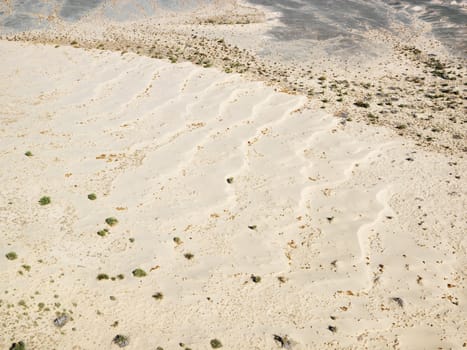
[[0, 41, 465, 349]]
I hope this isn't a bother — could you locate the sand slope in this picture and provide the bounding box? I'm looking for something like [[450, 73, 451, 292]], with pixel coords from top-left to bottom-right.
[[0, 41, 465, 349]]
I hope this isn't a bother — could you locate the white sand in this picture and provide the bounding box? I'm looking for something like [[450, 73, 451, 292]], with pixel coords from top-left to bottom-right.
[[0, 40, 465, 349]]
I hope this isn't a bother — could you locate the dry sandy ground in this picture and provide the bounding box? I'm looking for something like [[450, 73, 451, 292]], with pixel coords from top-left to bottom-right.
[[5, 0, 466, 155], [0, 40, 466, 349]]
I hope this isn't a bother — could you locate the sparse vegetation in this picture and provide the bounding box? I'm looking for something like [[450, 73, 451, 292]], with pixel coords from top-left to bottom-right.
[[132, 268, 147, 277], [6, 252, 18, 260], [9, 342, 26, 350], [113, 335, 129, 348], [97, 273, 109, 280], [105, 217, 118, 226], [24, 151, 33, 157], [226, 177, 234, 184], [87, 193, 97, 200], [210, 339, 223, 348], [354, 101, 369, 108], [97, 229, 109, 237], [152, 292, 164, 300], [184, 253, 194, 260], [39, 196, 51, 206], [250, 275, 261, 283]]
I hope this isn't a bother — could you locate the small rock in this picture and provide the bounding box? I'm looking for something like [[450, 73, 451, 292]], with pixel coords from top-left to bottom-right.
[[392, 297, 404, 308], [273, 334, 292, 349], [53, 314, 68, 328]]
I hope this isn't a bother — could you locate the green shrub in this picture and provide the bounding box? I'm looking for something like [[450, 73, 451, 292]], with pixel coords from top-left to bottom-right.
[[210, 339, 223, 348], [6, 252, 17, 260], [132, 268, 147, 277], [105, 217, 118, 226], [39, 196, 51, 205], [97, 274, 109, 280]]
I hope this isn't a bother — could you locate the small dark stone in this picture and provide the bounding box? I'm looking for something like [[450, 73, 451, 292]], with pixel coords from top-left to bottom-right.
[[53, 314, 68, 327], [273, 334, 292, 349], [392, 297, 404, 308]]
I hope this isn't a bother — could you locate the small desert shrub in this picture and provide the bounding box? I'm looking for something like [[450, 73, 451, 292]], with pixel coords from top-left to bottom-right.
[[6, 252, 17, 260], [24, 151, 33, 157], [87, 193, 97, 200], [226, 177, 234, 184], [113, 334, 129, 348], [39, 196, 51, 205], [97, 229, 109, 237], [132, 268, 147, 277], [97, 273, 109, 280], [152, 292, 163, 300], [210, 339, 223, 348], [184, 253, 194, 260], [250, 275, 261, 283], [105, 217, 118, 226], [9, 342, 26, 350], [353, 101, 369, 108]]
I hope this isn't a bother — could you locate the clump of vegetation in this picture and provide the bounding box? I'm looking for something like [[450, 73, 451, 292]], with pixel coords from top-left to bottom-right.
[[97, 229, 109, 237], [9, 342, 26, 350], [39, 196, 51, 206], [184, 253, 194, 260], [132, 268, 147, 277], [113, 335, 129, 348], [97, 273, 109, 281], [173, 237, 182, 245], [395, 124, 407, 130], [152, 292, 164, 300], [21, 265, 31, 272], [87, 193, 97, 200], [250, 275, 261, 283], [105, 217, 118, 226], [354, 101, 369, 108], [248, 225, 257, 230], [210, 339, 223, 348], [6, 252, 17, 260], [328, 325, 337, 333], [117, 274, 125, 280], [226, 177, 234, 184], [24, 151, 33, 157]]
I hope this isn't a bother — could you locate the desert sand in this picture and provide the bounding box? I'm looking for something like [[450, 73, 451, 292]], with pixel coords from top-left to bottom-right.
[[0, 39, 465, 349], [1, 1, 466, 349]]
